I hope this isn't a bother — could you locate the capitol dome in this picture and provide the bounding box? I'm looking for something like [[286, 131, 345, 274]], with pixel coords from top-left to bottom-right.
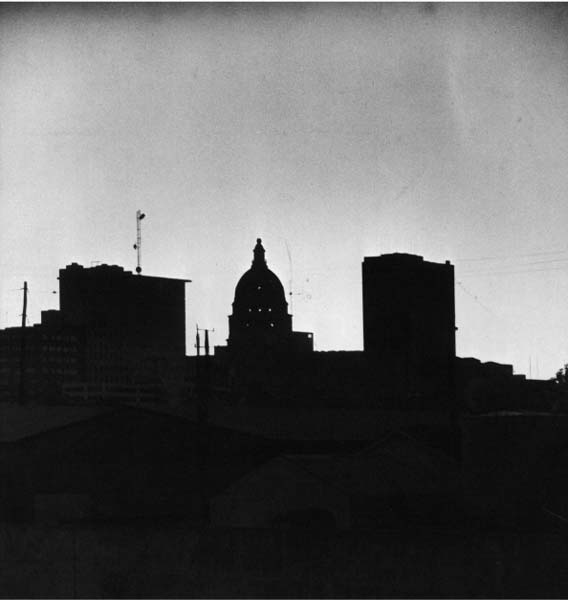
[[228, 238, 292, 350], [233, 239, 288, 310]]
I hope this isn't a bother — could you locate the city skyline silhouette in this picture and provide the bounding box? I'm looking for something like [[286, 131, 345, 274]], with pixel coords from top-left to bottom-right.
[[4, 5, 568, 596], [2, 3, 568, 378], [1, 231, 568, 598], [0, 228, 557, 380]]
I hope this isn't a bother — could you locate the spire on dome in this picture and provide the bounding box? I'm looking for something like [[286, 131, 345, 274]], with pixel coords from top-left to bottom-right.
[[252, 238, 266, 268]]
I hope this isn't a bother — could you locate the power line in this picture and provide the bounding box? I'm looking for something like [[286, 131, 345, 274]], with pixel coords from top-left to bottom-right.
[[455, 248, 568, 263], [456, 281, 495, 315], [461, 264, 568, 277]]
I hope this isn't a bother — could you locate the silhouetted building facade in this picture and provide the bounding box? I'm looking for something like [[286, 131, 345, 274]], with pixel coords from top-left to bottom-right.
[[0, 264, 189, 404], [362, 253, 456, 407], [0, 310, 79, 404], [58, 263, 188, 402], [204, 239, 314, 408]]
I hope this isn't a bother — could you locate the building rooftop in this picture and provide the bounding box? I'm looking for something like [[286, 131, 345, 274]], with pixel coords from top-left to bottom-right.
[[61, 263, 191, 283], [363, 253, 453, 267]]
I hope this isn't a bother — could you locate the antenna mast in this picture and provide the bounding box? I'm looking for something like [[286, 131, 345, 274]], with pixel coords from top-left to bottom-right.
[[18, 281, 28, 403], [133, 210, 146, 274]]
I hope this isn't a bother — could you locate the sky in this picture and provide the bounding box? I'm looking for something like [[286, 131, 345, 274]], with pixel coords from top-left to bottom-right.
[[2, 2, 568, 378]]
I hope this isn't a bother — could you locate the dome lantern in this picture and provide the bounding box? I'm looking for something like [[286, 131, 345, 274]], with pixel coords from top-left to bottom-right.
[[252, 238, 266, 268]]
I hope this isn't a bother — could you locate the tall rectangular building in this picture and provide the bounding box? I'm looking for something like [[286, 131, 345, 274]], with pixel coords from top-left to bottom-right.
[[362, 253, 455, 406], [59, 263, 188, 394]]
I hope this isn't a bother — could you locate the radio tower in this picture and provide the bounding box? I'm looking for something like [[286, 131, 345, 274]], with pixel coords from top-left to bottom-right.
[[133, 210, 146, 274]]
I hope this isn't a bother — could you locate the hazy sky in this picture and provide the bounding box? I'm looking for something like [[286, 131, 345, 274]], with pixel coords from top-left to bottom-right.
[[2, 3, 568, 378]]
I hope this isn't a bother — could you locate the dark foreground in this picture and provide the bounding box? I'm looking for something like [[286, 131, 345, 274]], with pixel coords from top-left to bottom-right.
[[2, 521, 568, 598]]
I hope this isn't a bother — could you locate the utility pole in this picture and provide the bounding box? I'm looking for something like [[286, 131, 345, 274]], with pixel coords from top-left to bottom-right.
[[195, 325, 214, 358], [195, 325, 214, 525], [18, 281, 28, 403], [133, 210, 146, 274], [195, 325, 214, 422], [21, 281, 28, 328], [204, 329, 210, 357]]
